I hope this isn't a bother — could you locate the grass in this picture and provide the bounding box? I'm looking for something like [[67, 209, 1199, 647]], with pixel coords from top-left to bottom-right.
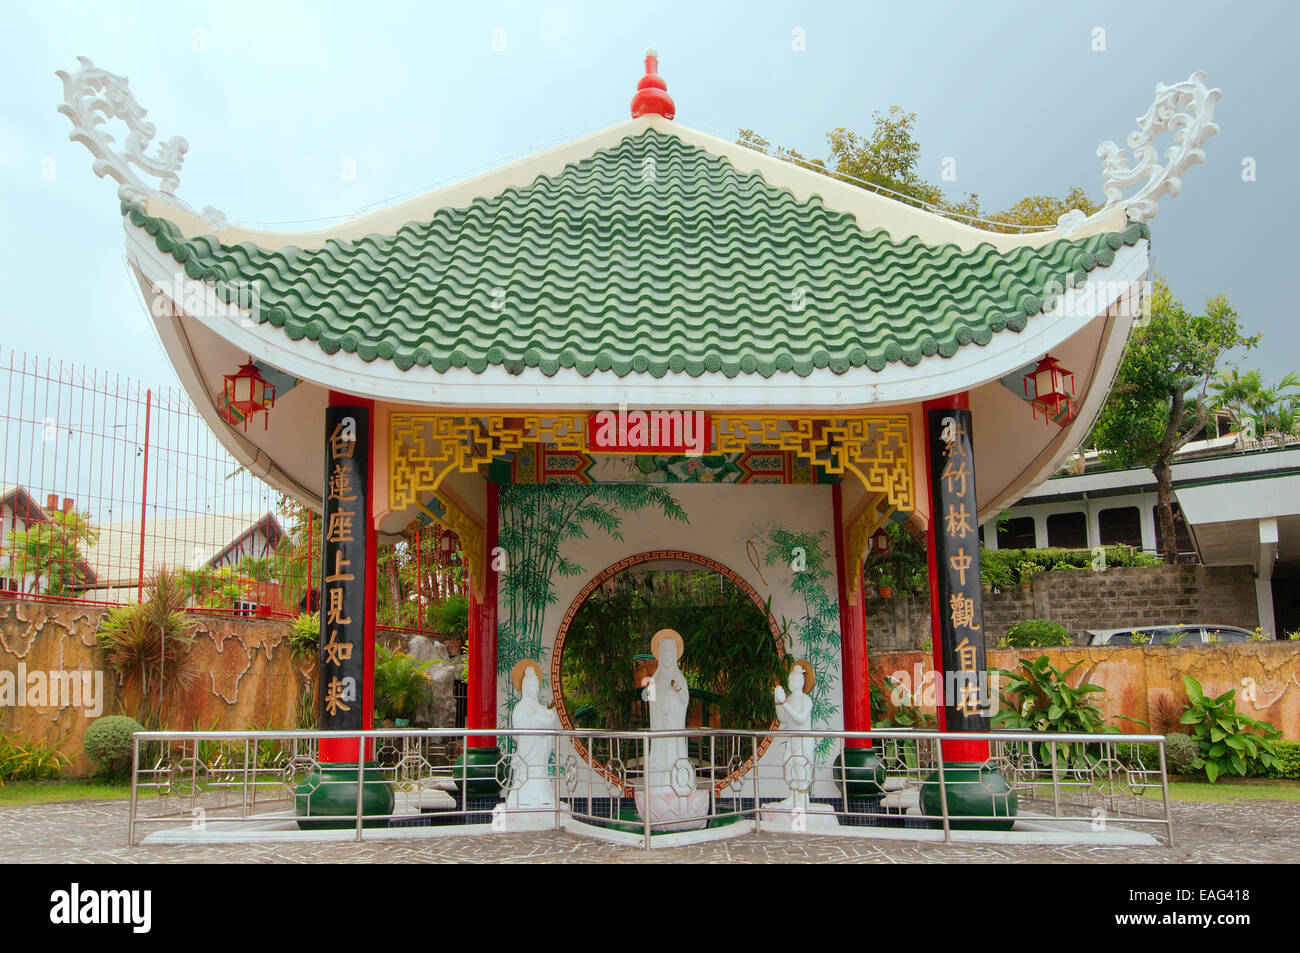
[[1143, 778, 1300, 803], [0, 778, 137, 806]]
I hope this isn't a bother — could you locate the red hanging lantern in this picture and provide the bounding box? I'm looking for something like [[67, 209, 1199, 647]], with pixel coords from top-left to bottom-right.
[[1024, 355, 1077, 426], [223, 359, 276, 431]]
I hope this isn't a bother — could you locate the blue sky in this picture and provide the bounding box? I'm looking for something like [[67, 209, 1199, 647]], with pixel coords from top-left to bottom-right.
[[2, 0, 1294, 387]]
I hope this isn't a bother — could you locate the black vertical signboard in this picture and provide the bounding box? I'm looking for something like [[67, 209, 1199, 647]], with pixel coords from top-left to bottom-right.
[[318, 406, 368, 731], [927, 408, 990, 732]]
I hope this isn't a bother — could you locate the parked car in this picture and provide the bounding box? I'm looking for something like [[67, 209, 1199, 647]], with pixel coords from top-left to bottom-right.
[[1087, 625, 1253, 646]]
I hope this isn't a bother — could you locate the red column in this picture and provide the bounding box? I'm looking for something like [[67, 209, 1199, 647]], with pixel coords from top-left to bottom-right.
[[467, 482, 499, 749], [833, 482, 873, 746], [923, 392, 988, 764]]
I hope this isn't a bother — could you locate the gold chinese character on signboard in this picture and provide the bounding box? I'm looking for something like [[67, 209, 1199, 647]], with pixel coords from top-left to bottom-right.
[[957, 679, 983, 714], [949, 593, 981, 631], [323, 629, 353, 666], [941, 458, 970, 497], [939, 416, 967, 459], [325, 677, 351, 716], [325, 551, 354, 584], [949, 547, 972, 586], [326, 509, 355, 543], [326, 586, 352, 626], [330, 417, 357, 460], [328, 463, 357, 502], [944, 503, 974, 539], [955, 635, 978, 671]]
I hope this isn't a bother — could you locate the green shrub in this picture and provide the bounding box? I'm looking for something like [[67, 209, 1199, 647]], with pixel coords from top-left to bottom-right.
[[430, 594, 469, 640], [993, 655, 1121, 765], [288, 612, 319, 662], [374, 645, 433, 722], [979, 546, 1161, 589], [1164, 733, 1201, 776], [0, 733, 70, 782], [1270, 740, 1300, 780], [83, 715, 145, 778], [1180, 674, 1280, 782], [1116, 741, 1160, 768], [1005, 619, 1070, 648]]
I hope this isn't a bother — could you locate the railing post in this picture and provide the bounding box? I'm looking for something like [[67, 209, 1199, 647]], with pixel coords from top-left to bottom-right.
[[242, 738, 251, 820], [1050, 741, 1061, 818], [128, 734, 139, 846], [643, 731, 651, 850], [137, 387, 151, 603], [354, 741, 366, 842], [935, 737, 952, 844], [1159, 740, 1175, 848]]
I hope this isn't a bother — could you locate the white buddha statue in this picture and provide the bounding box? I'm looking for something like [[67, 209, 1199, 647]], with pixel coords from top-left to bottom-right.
[[494, 659, 563, 828], [765, 659, 837, 828], [634, 628, 710, 831]]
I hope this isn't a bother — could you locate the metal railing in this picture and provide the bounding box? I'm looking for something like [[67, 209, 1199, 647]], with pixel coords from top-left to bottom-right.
[[127, 727, 1173, 849]]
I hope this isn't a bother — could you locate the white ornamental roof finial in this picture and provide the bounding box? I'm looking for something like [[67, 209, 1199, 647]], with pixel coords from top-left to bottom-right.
[[56, 56, 226, 228], [1096, 71, 1222, 223]]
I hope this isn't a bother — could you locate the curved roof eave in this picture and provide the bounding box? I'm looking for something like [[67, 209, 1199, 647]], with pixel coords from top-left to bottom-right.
[[126, 216, 1149, 412]]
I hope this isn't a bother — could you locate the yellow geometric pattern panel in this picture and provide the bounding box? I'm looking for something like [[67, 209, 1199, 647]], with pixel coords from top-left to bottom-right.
[[391, 412, 913, 513]]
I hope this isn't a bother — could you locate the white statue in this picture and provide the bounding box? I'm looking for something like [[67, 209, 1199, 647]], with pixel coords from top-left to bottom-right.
[[765, 659, 837, 828], [493, 659, 563, 829], [634, 629, 710, 831]]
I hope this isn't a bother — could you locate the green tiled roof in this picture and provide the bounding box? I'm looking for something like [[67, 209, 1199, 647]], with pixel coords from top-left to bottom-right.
[[126, 129, 1149, 378]]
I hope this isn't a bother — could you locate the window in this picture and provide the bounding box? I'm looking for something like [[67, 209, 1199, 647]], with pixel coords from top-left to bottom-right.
[[233, 600, 259, 618], [1153, 503, 1194, 557], [997, 516, 1036, 549], [1047, 511, 1087, 549], [1099, 506, 1142, 548]]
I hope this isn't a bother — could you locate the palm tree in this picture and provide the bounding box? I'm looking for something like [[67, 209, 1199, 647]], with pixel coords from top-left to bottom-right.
[[1211, 367, 1300, 438]]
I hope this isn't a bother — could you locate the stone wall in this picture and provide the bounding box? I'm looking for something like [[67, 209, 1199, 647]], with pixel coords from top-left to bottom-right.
[[870, 642, 1300, 740], [864, 564, 1260, 653]]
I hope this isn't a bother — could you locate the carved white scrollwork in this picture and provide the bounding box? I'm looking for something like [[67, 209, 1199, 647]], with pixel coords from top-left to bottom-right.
[[57, 56, 224, 226], [1097, 71, 1221, 223]]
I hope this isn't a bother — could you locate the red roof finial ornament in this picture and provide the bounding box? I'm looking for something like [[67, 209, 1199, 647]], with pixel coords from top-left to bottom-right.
[[630, 48, 675, 119]]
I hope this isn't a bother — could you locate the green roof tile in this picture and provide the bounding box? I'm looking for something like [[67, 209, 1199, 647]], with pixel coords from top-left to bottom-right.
[[126, 129, 1149, 378]]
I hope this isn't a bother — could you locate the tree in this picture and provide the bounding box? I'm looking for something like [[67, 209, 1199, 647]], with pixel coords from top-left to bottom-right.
[[1211, 366, 1300, 438], [1092, 278, 1257, 562], [738, 107, 1096, 227], [4, 509, 98, 595]]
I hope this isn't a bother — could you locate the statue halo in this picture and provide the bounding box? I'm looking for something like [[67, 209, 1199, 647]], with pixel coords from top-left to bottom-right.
[[790, 659, 816, 693], [650, 629, 685, 661], [511, 658, 543, 693]]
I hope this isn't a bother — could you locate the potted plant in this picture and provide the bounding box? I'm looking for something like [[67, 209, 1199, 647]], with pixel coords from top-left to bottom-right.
[[877, 573, 895, 599], [374, 645, 434, 727]]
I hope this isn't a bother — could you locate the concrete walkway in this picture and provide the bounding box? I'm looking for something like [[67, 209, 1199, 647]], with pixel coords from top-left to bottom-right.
[[1, 797, 1296, 863]]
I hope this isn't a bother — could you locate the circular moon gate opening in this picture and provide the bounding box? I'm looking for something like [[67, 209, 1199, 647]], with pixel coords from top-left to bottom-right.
[[550, 550, 787, 796]]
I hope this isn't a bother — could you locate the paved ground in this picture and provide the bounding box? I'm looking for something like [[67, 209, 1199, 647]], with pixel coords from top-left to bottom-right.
[[3, 796, 1297, 862]]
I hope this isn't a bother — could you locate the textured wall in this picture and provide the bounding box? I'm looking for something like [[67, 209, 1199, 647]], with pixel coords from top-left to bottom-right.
[[0, 601, 313, 776], [864, 564, 1261, 653], [870, 642, 1300, 740]]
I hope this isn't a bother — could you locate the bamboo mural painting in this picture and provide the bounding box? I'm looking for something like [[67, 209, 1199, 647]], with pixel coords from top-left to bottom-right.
[[763, 527, 840, 761], [495, 483, 687, 727]]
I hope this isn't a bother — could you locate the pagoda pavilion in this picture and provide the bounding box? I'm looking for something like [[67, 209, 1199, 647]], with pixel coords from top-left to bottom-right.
[[59, 51, 1220, 826]]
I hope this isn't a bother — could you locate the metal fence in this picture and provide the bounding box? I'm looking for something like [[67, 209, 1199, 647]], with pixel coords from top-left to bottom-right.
[[127, 727, 1173, 849], [0, 347, 461, 631]]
